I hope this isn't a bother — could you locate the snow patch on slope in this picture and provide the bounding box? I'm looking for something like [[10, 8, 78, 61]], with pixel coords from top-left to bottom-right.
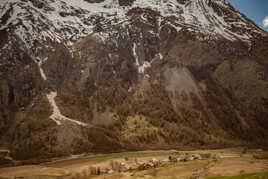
[[133, 43, 139, 66], [46, 92, 88, 126], [35, 57, 47, 80], [132, 43, 152, 74], [32, 56, 87, 126], [138, 61, 151, 73]]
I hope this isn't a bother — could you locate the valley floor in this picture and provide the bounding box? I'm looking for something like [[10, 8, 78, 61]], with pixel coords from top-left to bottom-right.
[[0, 148, 268, 179]]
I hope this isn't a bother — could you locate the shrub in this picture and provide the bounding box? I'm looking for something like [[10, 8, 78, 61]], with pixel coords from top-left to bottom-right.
[[97, 167, 101, 175]]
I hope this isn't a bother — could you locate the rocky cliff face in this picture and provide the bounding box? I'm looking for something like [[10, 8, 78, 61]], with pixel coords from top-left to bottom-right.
[[0, 0, 268, 160]]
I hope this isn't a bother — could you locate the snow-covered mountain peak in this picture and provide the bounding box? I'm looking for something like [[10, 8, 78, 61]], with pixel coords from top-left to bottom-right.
[[0, 0, 265, 52]]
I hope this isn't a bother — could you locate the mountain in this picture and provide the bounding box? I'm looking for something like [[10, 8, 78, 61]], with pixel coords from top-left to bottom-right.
[[0, 0, 268, 160]]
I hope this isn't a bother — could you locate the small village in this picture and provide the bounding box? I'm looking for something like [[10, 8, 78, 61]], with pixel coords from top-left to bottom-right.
[[90, 152, 213, 176]]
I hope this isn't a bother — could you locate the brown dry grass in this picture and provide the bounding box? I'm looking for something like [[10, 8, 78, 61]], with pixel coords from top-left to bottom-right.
[[208, 157, 268, 176]]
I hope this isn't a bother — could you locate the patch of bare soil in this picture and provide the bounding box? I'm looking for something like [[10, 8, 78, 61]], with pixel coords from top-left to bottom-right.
[[88, 173, 124, 179], [157, 164, 205, 178], [0, 165, 70, 178], [208, 157, 268, 176]]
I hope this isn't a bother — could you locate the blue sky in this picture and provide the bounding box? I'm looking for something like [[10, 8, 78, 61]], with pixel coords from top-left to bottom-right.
[[228, 0, 268, 31]]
